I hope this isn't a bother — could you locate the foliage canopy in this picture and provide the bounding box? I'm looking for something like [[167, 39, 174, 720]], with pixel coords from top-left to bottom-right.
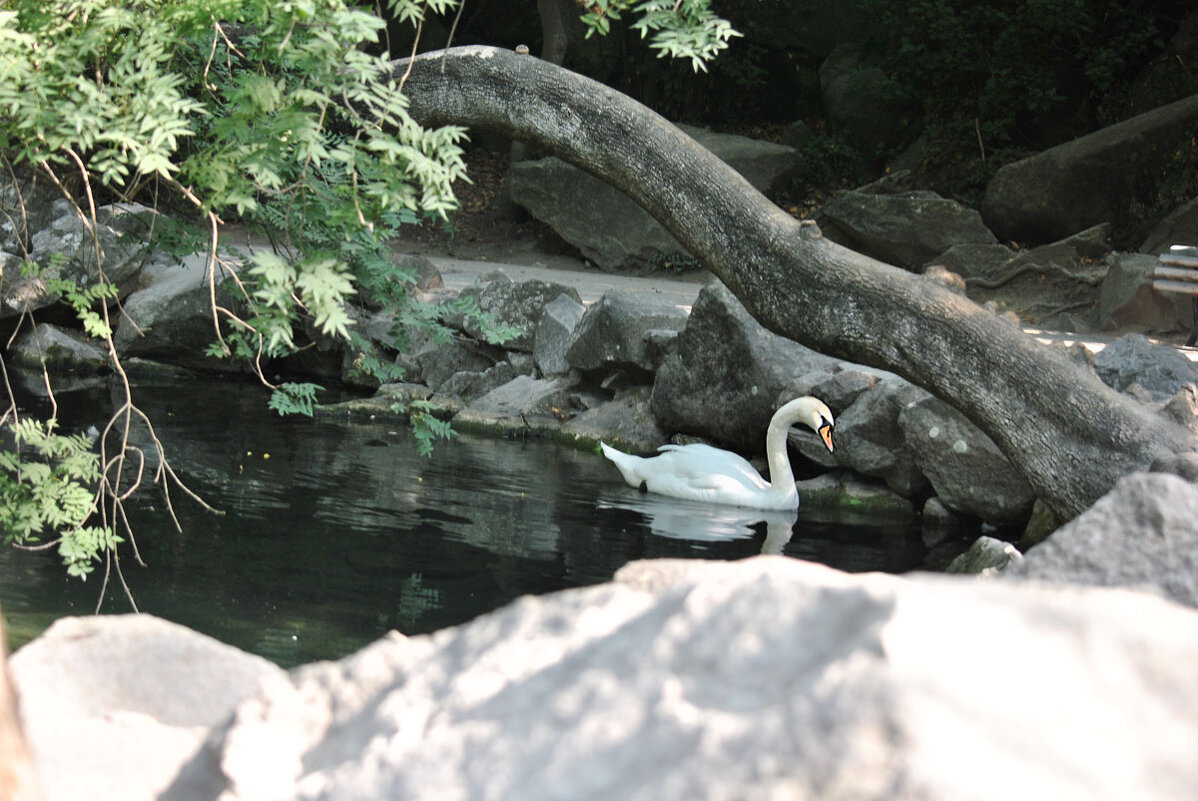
[[0, 0, 739, 593]]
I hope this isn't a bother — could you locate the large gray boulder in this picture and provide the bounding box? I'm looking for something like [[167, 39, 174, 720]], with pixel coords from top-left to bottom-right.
[[1008, 472, 1198, 609], [651, 281, 837, 452], [9, 614, 283, 801], [0, 168, 62, 252], [3, 201, 158, 318], [454, 274, 583, 352], [413, 337, 497, 390], [534, 293, 586, 376], [113, 251, 240, 369], [99, 557, 1198, 800], [899, 396, 1037, 525], [932, 224, 1111, 330], [0, 618, 38, 801], [433, 360, 519, 406], [945, 535, 1023, 575], [559, 386, 668, 453], [565, 290, 688, 376], [10, 323, 108, 372], [509, 155, 686, 271], [821, 188, 997, 270], [981, 94, 1198, 244], [1098, 251, 1190, 333], [455, 374, 578, 436], [798, 379, 929, 496], [1092, 333, 1198, 401], [509, 126, 799, 270]]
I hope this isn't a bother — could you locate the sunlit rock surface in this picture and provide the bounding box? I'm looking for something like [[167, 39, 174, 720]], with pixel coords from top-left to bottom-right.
[[1008, 472, 1198, 608], [11, 557, 1198, 801], [9, 615, 282, 801]]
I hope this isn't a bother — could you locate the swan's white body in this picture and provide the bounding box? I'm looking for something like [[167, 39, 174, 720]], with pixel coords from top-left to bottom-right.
[[600, 396, 835, 511]]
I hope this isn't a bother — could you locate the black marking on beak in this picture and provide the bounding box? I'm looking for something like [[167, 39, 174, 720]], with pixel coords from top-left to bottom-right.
[[818, 421, 834, 453]]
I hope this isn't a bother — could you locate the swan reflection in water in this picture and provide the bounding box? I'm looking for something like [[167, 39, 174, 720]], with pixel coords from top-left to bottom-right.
[[597, 491, 799, 554]]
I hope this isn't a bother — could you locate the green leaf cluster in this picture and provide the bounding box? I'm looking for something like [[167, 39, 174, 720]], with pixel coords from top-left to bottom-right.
[[0, 419, 118, 579], [403, 399, 455, 457], [44, 275, 121, 341], [1, 0, 471, 384], [0, 3, 208, 184], [579, 1, 742, 72], [268, 382, 324, 417]]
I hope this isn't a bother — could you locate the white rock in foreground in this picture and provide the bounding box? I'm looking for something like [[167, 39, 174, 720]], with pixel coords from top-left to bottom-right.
[[9, 615, 283, 801], [11, 557, 1198, 801]]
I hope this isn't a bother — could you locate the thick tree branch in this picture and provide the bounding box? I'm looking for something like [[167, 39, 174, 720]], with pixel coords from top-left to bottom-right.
[[396, 45, 1198, 519]]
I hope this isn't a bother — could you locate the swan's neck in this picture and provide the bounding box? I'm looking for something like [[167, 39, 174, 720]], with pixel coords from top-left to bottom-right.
[[763, 419, 797, 502]]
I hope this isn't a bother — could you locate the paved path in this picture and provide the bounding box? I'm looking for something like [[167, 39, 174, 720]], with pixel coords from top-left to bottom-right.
[[410, 251, 1198, 362], [419, 253, 705, 311]]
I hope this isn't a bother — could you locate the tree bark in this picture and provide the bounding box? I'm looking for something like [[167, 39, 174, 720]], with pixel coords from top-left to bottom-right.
[[396, 45, 1198, 519]]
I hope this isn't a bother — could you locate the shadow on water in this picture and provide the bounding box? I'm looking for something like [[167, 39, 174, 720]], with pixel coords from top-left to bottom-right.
[[1, 375, 934, 667]]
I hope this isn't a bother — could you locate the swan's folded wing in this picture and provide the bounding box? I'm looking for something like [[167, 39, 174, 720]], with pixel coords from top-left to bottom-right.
[[655, 444, 770, 491]]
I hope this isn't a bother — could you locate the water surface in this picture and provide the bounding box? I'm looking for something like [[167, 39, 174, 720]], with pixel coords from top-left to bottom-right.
[[1, 376, 939, 667]]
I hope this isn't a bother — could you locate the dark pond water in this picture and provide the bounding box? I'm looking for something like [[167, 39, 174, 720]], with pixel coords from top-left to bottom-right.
[[1, 374, 948, 667]]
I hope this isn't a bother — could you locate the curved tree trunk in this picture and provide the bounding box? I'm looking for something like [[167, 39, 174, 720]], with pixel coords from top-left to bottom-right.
[[396, 45, 1198, 519]]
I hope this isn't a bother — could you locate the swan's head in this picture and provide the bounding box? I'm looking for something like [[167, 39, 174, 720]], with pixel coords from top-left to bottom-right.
[[777, 396, 835, 453], [811, 400, 835, 454]]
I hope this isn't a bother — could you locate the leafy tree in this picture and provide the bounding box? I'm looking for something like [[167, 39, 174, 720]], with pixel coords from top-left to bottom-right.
[[0, 0, 475, 597], [577, 0, 742, 71], [0, 0, 739, 592]]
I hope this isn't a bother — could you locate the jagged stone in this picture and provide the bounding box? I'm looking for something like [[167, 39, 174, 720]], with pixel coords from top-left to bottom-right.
[[565, 290, 687, 375], [558, 386, 668, 453], [800, 379, 929, 496], [393, 253, 444, 291], [782, 367, 879, 413], [456, 274, 583, 352], [651, 281, 836, 452], [982, 94, 1198, 244], [4, 202, 159, 318], [534, 293, 586, 376], [934, 224, 1112, 330], [1140, 196, 1198, 256], [1008, 472, 1198, 609], [0, 168, 61, 253], [1093, 333, 1198, 401], [9, 615, 283, 801], [112, 251, 241, 370], [413, 337, 497, 391], [898, 396, 1035, 525], [946, 536, 1023, 575], [455, 375, 578, 436], [434, 361, 518, 405], [1098, 251, 1190, 333], [0, 617, 38, 801], [86, 557, 1198, 801], [820, 188, 997, 270], [10, 323, 108, 372]]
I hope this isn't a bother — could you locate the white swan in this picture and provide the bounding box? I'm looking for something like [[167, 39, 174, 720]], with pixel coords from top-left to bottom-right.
[[600, 396, 835, 511]]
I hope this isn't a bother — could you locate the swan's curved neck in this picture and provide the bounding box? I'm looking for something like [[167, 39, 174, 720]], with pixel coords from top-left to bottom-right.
[[763, 417, 798, 503]]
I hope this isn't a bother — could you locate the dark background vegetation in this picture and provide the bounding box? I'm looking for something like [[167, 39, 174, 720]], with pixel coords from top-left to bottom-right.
[[377, 0, 1197, 214]]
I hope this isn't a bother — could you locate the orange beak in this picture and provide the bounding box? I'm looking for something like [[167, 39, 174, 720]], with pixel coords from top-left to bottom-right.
[[818, 423, 834, 453]]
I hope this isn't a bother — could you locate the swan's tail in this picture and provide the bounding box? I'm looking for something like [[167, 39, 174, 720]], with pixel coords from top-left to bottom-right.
[[599, 442, 645, 489]]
